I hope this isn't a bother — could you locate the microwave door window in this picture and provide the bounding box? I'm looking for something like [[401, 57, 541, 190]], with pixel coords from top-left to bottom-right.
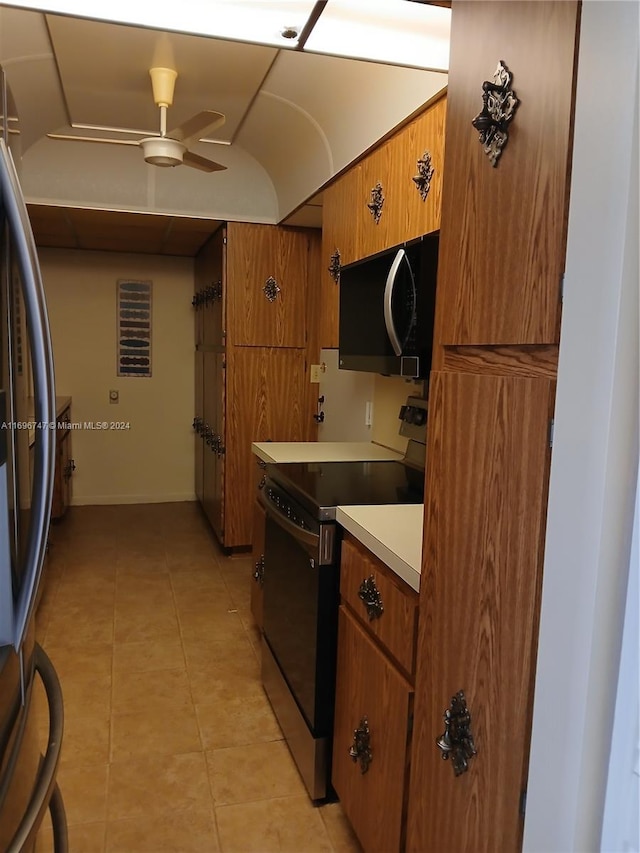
[[339, 254, 395, 358]]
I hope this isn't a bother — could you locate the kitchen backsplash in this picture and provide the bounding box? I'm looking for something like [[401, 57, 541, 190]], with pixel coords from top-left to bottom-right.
[[318, 349, 424, 451]]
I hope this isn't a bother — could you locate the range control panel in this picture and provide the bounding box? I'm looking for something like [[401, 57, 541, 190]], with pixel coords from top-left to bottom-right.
[[398, 395, 429, 443]]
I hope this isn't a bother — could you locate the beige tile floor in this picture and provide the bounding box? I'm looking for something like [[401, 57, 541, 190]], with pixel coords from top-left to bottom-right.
[[33, 503, 361, 853]]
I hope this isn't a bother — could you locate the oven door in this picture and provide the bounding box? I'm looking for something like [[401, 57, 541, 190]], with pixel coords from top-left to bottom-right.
[[259, 485, 339, 737]]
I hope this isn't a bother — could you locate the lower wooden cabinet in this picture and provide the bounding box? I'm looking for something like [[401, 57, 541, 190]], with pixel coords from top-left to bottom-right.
[[51, 405, 73, 521], [333, 606, 413, 853], [332, 534, 419, 853]]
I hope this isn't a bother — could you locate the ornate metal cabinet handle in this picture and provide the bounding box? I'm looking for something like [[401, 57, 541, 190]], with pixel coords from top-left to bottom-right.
[[413, 151, 435, 201], [263, 276, 281, 302], [367, 182, 384, 224], [471, 60, 520, 167], [328, 249, 341, 283], [253, 555, 265, 586], [436, 690, 477, 776], [358, 575, 384, 620], [349, 717, 372, 774]]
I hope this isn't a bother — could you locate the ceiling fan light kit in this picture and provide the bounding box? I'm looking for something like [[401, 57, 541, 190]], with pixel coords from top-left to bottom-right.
[[140, 136, 185, 167]]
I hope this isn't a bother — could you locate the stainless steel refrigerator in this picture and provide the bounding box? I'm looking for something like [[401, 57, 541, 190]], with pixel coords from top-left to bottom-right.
[[0, 70, 67, 851]]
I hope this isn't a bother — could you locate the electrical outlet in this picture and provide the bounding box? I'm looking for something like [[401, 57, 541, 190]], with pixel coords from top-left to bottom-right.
[[310, 364, 322, 383], [109, 390, 119, 404]]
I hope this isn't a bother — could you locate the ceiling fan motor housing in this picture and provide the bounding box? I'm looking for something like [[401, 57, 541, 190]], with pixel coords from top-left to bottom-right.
[[140, 136, 186, 167]]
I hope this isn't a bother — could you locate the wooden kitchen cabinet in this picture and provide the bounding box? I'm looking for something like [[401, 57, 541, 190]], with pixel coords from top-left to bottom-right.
[[406, 4, 580, 851], [225, 346, 308, 547], [226, 222, 311, 348], [333, 608, 413, 853], [51, 405, 73, 521], [359, 95, 446, 259], [319, 164, 362, 349], [433, 2, 577, 348], [320, 94, 446, 349], [332, 534, 418, 853], [193, 222, 319, 550], [340, 535, 418, 678]]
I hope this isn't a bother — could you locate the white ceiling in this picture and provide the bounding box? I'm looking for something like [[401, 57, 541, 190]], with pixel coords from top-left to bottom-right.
[[0, 4, 448, 227]]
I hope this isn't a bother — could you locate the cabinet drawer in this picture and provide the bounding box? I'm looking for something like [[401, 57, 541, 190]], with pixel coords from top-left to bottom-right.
[[332, 605, 413, 853], [340, 534, 418, 677]]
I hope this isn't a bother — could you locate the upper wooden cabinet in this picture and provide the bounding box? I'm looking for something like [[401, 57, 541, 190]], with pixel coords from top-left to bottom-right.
[[434, 1, 579, 347], [320, 94, 446, 349], [194, 226, 224, 349], [359, 96, 446, 258], [227, 222, 311, 348]]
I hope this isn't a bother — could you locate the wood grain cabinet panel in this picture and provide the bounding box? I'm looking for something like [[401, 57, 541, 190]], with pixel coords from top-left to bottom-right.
[[332, 605, 413, 853], [194, 350, 204, 504], [407, 370, 555, 853], [225, 346, 308, 547], [359, 96, 447, 259], [51, 406, 72, 521], [434, 1, 579, 347], [227, 222, 310, 348], [319, 165, 362, 349], [340, 534, 419, 677]]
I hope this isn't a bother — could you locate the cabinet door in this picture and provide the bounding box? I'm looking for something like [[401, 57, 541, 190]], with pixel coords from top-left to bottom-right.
[[319, 165, 361, 349], [227, 223, 308, 348], [250, 499, 266, 630], [332, 605, 413, 853], [383, 95, 446, 246], [202, 351, 224, 541], [407, 371, 554, 853], [224, 346, 308, 548], [202, 227, 225, 348], [435, 0, 579, 346], [194, 350, 204, 504]]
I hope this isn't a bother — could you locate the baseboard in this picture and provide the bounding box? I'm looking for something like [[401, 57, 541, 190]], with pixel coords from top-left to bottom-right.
[[71, 493, 197, 506]]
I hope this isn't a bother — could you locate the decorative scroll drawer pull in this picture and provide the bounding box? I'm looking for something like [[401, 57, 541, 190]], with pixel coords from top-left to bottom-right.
[[349, 717, 372, 774], [358, 575, 384, 620], [263, 276, 281, 302], [436, 690, 477, 776]]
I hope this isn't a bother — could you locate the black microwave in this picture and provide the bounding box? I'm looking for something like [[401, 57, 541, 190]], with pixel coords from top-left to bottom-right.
[[338, 233, 439, 378]]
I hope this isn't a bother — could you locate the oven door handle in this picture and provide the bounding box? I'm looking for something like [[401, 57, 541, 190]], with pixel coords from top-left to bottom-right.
[[259, 489, 320, 552]]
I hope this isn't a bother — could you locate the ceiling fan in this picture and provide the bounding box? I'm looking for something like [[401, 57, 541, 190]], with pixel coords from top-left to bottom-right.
[[48, 66, 227, 173]]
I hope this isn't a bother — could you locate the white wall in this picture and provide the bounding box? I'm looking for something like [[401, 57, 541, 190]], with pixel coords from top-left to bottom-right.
[[39, 247, 195, 505], [524, 3, 639, 850]]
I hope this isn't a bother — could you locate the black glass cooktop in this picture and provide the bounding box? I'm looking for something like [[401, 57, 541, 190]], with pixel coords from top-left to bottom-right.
[[266, 460, 424, 521]]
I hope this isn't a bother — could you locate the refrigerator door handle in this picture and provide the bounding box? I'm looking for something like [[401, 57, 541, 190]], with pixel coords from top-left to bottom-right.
[[0, 139, 56, 651]]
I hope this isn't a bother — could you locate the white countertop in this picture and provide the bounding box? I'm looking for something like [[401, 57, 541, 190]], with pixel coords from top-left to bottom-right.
[[336, 504, 424, 593], [252, 441, 403, 464]]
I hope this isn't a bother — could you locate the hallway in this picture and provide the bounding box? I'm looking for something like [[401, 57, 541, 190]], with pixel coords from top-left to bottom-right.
[[34, 502, 360, 852]]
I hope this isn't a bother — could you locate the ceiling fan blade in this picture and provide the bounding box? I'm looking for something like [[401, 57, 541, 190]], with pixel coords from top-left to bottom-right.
[[47, 133, 140, 146], [168, 110, 226, 147], [183, 150, 227, 173]]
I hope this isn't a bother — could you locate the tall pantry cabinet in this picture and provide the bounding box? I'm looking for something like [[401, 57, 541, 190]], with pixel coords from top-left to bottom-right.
[[406, 3, 580, 852], [194, 222, 320, 549]]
